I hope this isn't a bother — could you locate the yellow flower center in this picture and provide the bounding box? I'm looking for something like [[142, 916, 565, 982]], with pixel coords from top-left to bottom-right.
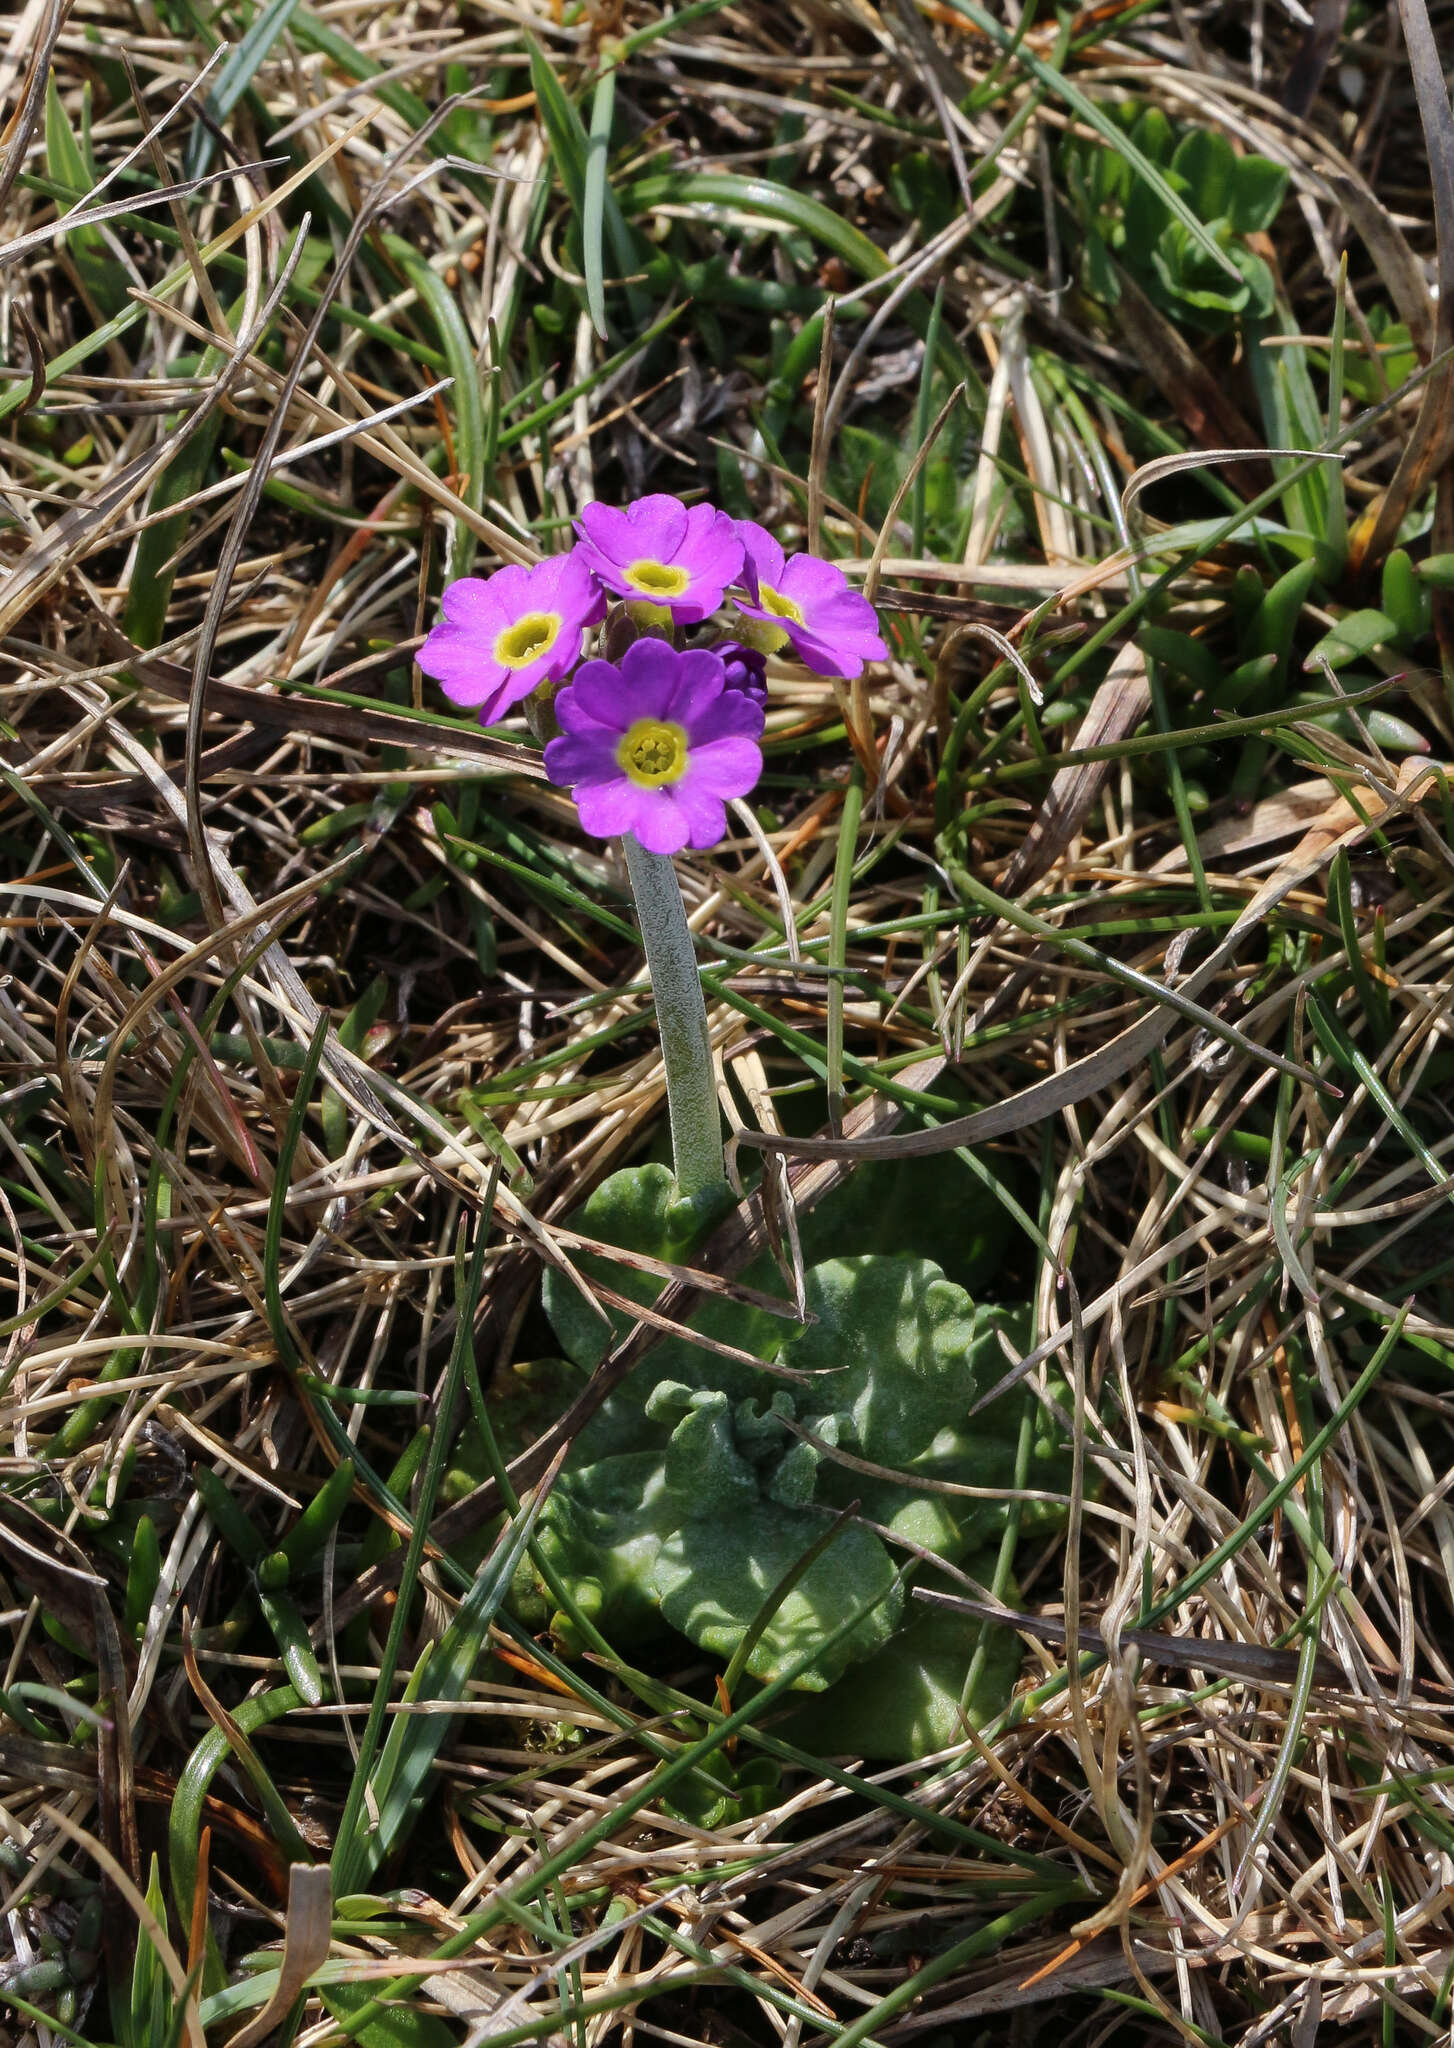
[[494, 611, 561, 669], [757, 582, 805, 626], [618, 718, 689, 788], [624, 559, 691, 599], [733, 614, 789, 656], [624, 599, 675, 633]]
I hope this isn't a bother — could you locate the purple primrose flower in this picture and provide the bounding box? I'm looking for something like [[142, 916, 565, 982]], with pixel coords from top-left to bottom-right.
[[708, 638, 769, 705], [574, 494, 744, 625], [732, 519, 888, 680], [417, 553, 605, 725], [544, 638, 765, 857]]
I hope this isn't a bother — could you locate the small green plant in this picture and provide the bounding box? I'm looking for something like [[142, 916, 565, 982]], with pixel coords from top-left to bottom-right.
[[1063, 108, 1287, 332], [478, 1163, 1069, 1760]]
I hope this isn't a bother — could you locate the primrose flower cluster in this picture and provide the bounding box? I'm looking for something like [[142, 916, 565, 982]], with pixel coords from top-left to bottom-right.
[[417, 494, 887, 856]]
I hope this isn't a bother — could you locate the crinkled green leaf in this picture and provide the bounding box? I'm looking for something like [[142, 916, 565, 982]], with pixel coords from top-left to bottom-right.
[[655, 1500, 901, 1690], [782, 1565, 1023, 1761], [527, 1166, 1063, 1705]]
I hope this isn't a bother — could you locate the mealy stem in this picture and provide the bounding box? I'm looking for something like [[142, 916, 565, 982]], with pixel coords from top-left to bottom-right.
[[622, 832, 725, 1198]]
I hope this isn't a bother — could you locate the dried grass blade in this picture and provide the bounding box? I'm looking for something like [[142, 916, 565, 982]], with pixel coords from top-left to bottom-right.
[[222, 1865, 332, 2048], [1359, 0, 1454, 563], [991, 642, 1151, 905]]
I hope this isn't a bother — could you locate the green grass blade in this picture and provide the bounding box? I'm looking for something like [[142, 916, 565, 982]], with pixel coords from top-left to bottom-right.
[[382, 234, 486, 578], [582, 62, 616, 337], [186, 0, 304, 177]]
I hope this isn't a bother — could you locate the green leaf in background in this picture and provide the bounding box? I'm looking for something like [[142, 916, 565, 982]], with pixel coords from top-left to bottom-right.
[[125, 395, 223, 649], [324, 1983, 458, 2048], [1380, 548, 1430, 642], [381, 235, 487, 578], [126, 1856, 172, 2048], [44, 75, 130, 319], [1306, 608, 1398, 670], [1336, 303, 1417, 405], [1169, 125, 1237, 223], [1230, 150, 1290, 233]]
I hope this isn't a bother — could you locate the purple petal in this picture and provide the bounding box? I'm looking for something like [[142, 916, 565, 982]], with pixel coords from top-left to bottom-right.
[[709, 639, 768, 703], [686, 688, 765, 746], [627, 789, 691, 857], [576, 778, 652, 841], [680, 505, 746, 580], [783, 626, 869, 679], [577, 494, 690, 566], [559, 660, 632, 734], [680, 734, 763, 802], [801, 583, 886, 643], [537, 548, 609, 626], [416, 624, 507, 703], [672, 782, 729, 850], [437, 575, 507, 627], [778, 553, 851, 608], [735, 519, 785, 596], [544, 730, 621, 787], [624, 493, 690, 559], [618, 636, 685, 721], [574, 502, 636, 562], [659, 648, 727, 727]]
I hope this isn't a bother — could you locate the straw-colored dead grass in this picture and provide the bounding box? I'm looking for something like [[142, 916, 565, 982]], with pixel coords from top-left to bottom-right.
[[3, 0, 1454, 2040]]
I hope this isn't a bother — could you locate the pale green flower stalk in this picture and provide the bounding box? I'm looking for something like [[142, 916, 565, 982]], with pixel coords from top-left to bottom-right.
[[622, 832, 725, 1198]]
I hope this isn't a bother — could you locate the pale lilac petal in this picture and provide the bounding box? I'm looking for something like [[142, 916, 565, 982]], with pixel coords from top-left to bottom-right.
[[681, 505, 745, 583], [438, 575, 508, 627], [536, 548, 609, 624], [735, 519, 785, 596], [783, 631, 858, 678], [574, 498, 736, 621], [575, 503, 638, 560], [777, 553, 849, 608], [788, 604, 886, 677], [680, 734, 763, 800], [416, 625, 506, 704], [803, 585, 887, 647], [628, 494, 691, 559]]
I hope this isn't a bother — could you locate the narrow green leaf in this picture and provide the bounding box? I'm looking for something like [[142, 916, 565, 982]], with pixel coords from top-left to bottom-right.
[[1305, 607, 1397, 670], [363, 1481, 556, 1877], [256, 1585, 325, 1705], [186, 0, 304, 177], [382, 235, 486, 578], [620, 170, 973, 387], [583, 62, 617, 337], [528, 37, 642, 326]]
